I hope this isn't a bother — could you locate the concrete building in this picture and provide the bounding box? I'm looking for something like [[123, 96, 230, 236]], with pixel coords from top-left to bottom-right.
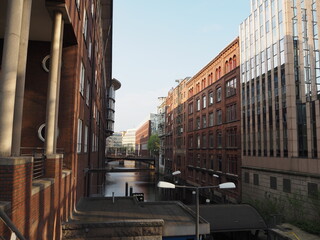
[[122, 128, 136, 155], [0, 0, 118, 239], [240, 0, 320, 219], [185, 38, 241, 203]]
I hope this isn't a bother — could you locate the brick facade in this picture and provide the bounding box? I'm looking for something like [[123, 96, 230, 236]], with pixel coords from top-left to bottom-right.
[[0, 0, 113, 239]]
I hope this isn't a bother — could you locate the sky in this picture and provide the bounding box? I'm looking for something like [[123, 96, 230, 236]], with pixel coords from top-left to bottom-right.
[[112, 0, 250, 132]]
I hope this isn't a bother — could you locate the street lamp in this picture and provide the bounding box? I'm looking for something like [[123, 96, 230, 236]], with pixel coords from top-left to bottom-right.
[[172, 170, 181, 176], [157, 181, 236, 240]]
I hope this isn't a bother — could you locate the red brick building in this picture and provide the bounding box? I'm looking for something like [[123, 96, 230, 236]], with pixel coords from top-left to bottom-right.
[[135, 120, 151, 157], [164, 38, 241, 203], [0, 0, 116, 239]]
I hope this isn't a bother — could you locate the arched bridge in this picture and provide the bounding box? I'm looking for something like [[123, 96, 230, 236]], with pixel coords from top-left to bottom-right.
[[106, 155, 155, 166]]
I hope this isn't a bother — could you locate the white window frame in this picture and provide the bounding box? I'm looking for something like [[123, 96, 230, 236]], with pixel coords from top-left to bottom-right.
[[77, 119, 83, 153], [86, 81, 90, 105], [80, 61, 85, 96], [84, 125, 88, 153], [83, 9, 88, 41]]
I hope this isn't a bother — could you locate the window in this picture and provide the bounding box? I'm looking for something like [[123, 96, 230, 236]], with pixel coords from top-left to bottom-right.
[[91, 1, 95, 17], [244, 172, 250, 183], [217, 155, 222, 171], [80, 61, 85, 95], [86, 81, 90, 105], [83, 9, 88, 41], [217, 109, 222, 125], [283, 179, 291, 193], [226, 78, 237, 97], [270, 176, 277, 189], [227, 155, 237, 174], [77, 119, 83, 153], [88, 40, 92, 60], [196, 98, 200, 111], [202, 95, 206, 108], [209, 133, 214, 148], [188, 135, 193, 148], [196, 117, 200, 130], [202, 134, 207, 148], [188, 119, 193, 131], [217, 130, 222, 148], [75, 0, 80, 10], [197, 135, 200, 149], [226, 104, 237, 122], [188, 102, 193, 114], [226, 128, 237, 147], [209, 91, 214, 105], [253, 174, 259, 185], [216, 87, 222, 102], [202, 115, 207, 128], [209, 112, 214, 127], [84, 125, 88, 153]]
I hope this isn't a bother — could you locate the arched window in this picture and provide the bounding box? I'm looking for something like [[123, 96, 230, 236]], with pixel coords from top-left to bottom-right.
[[225, 61, 229, 73], [218, 67, 221, 79], [229, 58, 233, 70], [233, 55, 237, 68]]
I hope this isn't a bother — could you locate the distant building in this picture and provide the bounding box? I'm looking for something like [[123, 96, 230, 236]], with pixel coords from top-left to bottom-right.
[[157, 97, 167, 174], [135, 114, 160, 157], [106, 132, 123, 155], [122, 129, 136, 154]]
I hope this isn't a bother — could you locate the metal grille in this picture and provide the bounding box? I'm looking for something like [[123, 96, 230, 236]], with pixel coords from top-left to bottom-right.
[[32, 154, 46, 179]]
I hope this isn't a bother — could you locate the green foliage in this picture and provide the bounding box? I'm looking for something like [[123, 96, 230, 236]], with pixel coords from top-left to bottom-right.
[[292, 220, 320, 235], [286, 192, 305, 222], [245, 196, 285, 223], [147, 134, 160, 156], [244, 192, 320, 235]]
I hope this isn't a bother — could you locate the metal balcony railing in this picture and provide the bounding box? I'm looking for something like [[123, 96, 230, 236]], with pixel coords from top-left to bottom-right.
[[20, 147, 64, 180]]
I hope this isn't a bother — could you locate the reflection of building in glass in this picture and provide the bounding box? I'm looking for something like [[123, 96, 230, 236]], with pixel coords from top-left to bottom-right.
[[240, 0, 320, 219], [106, 132, 123, 155]]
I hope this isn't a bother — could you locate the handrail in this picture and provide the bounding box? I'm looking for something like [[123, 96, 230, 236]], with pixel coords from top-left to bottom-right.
[[0, 209, 26, 240]]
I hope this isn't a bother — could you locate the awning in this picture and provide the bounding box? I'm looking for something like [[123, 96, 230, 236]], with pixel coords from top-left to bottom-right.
[[198, 204, 267, 233]]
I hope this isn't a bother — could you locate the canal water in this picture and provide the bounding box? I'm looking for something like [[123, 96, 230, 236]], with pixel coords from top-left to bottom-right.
[[104, 161, 159, 201]]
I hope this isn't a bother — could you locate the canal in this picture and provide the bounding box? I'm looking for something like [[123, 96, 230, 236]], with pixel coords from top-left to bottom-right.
[[104, 161, 159, 201]]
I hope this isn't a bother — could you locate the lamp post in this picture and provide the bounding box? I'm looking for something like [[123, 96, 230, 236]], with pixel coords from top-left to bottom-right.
[[157, 181, 236, 240]]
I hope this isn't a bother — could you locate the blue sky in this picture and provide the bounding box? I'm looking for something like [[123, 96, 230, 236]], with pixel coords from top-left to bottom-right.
[[113, 0, 250, 132]]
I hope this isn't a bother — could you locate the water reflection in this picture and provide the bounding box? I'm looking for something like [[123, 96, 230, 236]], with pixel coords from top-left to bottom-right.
[[104, 161, 158, 201]]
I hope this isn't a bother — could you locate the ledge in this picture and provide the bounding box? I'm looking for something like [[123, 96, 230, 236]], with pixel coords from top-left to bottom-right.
[[0, 156, 33, 165], [46, 154, 64, 159], [32, 178, 55, 196], [62, 169, 72, 178]]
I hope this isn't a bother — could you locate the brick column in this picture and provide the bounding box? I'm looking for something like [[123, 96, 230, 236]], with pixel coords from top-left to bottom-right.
[[0, 157, 33, 236], [45, 154, 63, 239]]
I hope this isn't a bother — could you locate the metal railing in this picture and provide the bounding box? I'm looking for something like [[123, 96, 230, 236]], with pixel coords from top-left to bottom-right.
[[20, 147, 64, 180], [0, 209, 26, 240]]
